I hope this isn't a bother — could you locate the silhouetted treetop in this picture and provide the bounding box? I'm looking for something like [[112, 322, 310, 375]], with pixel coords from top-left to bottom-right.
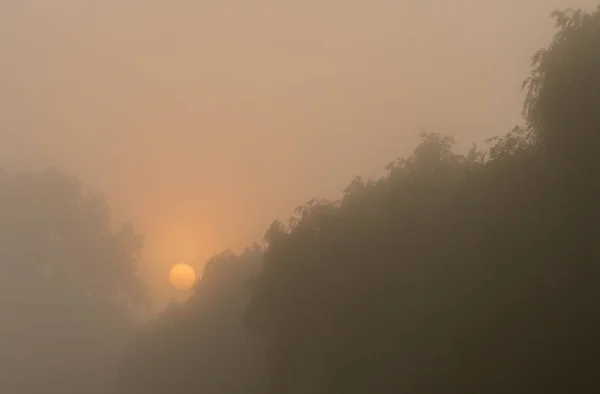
[[524, 6, 600, 161]]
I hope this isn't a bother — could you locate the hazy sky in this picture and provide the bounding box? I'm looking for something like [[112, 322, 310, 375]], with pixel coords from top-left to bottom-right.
[[1, 0, 597, 305]]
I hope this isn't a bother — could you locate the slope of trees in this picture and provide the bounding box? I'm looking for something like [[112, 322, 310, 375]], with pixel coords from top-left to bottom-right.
[[245, 6, 600, 394], [0, 168, 146, 394], [115, 245, 267, 394], [113, 6, 600, 394]]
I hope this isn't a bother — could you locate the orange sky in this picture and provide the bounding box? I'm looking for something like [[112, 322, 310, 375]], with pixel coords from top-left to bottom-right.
[[1, 0, 597, 308]]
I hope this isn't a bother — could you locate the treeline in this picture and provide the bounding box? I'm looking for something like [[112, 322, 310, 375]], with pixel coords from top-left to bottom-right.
[[2, 6, 599, 394], [117, 6, 600, 394], [118, 6, 600, 394]]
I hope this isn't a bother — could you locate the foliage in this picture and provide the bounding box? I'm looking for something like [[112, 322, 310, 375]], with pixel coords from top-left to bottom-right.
[[0, 168, 146, 394], [523, 5, 600, 162], [17, 5, 599, 394], [115, 245, 267, 394], [245, 6, 600, 393]]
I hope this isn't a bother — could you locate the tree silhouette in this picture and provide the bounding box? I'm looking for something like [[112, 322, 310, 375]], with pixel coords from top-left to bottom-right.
[[244, 6, 600, 394], [113, 6, 600, 394], [116, 245, 267, 394]]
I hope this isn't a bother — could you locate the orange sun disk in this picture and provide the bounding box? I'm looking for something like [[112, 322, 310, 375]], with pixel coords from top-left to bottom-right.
[[169, 263, 197, 290]]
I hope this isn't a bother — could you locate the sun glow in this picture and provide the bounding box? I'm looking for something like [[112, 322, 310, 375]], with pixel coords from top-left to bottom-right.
[[169, 263, 197, 291]]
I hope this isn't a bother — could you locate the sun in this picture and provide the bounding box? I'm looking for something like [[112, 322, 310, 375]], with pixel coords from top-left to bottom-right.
[[169, 263, 197, 291]]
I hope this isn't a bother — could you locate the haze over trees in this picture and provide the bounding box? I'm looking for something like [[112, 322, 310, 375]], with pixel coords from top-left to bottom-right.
[[245, 6, 600, 393], [0, 169, 146, 393], [116, 246, 267, 394], [118, 5, 600, 394], [2, 4, 600, 394]]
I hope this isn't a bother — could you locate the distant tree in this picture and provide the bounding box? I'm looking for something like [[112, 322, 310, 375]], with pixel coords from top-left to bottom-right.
[[0, 168, 146, 394], [116, 245, 267, 394]]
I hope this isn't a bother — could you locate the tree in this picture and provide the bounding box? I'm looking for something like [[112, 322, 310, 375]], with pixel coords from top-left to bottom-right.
[[0, 168, 146, 394], [245, 7, 600, 394], [106, 6, 600, 394], [116, 245, 267, 394], [523, 6, 600, 164]]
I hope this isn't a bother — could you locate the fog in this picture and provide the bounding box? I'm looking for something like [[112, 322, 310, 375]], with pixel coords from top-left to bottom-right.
[[2, 0, 594, 303], [1, 0, 599, 393]]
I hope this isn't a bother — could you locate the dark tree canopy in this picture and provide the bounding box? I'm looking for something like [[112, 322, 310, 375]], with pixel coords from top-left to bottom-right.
[[243, 6, 600, 394], [524, 6, 600, 163], [55, 5, 600, 394]]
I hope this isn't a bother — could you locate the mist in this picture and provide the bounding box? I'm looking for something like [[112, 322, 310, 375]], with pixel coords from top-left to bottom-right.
[[2, 0, 594, 303], [1, 0, 600, 393]]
